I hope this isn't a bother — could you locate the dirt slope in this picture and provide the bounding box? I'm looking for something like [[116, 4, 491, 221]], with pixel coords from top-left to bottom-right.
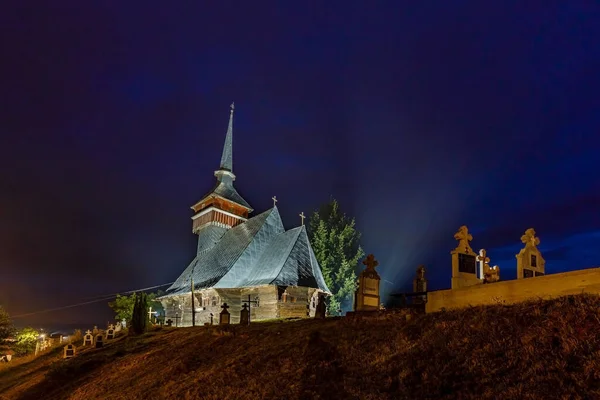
[[2, 294, 600, 400]]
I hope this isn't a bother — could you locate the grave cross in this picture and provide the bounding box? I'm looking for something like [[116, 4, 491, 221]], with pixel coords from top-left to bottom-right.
[[521, 228, 540, 247], [241, 295, 259, 325], [272, 196, 278, 207], [85, 330, 92, 336], [477, 249, 490, 280], [174, 313, 181, 327], [299, 212, 305, 226], [363, 254, 379, 270], [148, 307, 153, 321]]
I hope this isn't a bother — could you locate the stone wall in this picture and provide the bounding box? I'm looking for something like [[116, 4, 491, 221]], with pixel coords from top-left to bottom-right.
[[426, 267, 600, 313]]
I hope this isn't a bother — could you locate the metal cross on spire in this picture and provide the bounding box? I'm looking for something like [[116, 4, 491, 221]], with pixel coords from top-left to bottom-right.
[[299, 212, 305, 226], [230, 102, 235, 113], [272, 196, 278, 207]]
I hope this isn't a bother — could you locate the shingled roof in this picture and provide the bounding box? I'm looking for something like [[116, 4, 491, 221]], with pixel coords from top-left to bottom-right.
[[164, 207, 330, 296]]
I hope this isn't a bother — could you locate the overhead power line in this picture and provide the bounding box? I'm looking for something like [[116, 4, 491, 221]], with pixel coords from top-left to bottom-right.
[[10, 282, 174, 319]]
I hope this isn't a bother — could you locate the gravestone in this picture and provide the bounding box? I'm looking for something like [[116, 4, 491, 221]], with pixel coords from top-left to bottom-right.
[[451, 226, 480, 289], [478, 249, 500, 283], [63, 344, 76, 359], [240, 304, 249, 325], [219, 303, 230, 325], [121, 318, 127, 329], [106, 325, 115, 340], [413, 265, 427, 304], [95, 334, 104, 348], [314, 294, 326, 319], [92, 326, 99, 336], [354, 254, 381, 312], [516, 228, 546, 279], [114, 322, 122, 333], [166, 319, 173, 327], [83, 330, 94, 346]]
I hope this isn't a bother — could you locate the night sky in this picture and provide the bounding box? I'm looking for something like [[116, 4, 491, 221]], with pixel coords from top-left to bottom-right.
[[2, 2, 599, 327]]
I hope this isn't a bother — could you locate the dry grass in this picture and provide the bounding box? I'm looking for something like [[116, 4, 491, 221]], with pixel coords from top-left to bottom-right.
[[2, 294, 600, 400]]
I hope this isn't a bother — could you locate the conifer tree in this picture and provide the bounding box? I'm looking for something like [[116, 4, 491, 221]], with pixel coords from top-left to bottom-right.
[[130, 293, 148, 335], [0, 305, 14, 340], [308, 198, 365, 314]]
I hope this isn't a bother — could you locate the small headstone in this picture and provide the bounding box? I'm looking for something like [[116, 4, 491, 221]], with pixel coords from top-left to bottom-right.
[[95, 334, 104, 348], [121, 318, 127, 329], [114, 322, 122, 332], [240, 304, 249, 325], [92, 326, 99, 336], [219, 303, 230, 325], [314, 294, 326, 319], [106, 328, 115, 340], [63, 344, 76, 359], [413, 265, 427, 304], [166, 319, 173, 327], [354, 254, 381, 312], [83, 330, 93, 346]]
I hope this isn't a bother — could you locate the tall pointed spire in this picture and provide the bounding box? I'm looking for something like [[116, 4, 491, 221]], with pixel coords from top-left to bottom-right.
[[219, 102, 234, 172]]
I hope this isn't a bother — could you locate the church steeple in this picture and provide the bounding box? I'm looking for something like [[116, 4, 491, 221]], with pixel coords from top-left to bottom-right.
[[219, 102, 234, 172], [190, 102, 252, 235]]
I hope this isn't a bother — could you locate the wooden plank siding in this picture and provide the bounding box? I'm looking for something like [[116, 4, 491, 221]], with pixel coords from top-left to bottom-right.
[[160, 285, 322, 326]]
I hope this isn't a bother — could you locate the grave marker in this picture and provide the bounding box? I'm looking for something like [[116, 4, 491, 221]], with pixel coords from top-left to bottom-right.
[[516, 228, 545, 279], [451, 226, 480, 289], [314, 294, 326, 319], [240, 304, 249, 325], [106, 326, 115, 340], [413, 265, 427, 304], [95, 334, 104, 348], [83, 330, 93, 346], [219, 303, 231, 325], [241, 295, 259, 325], [354, 254, 381, 312], [63, 344, 76, 359]]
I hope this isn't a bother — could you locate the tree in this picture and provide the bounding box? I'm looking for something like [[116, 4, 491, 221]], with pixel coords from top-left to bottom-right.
[[109, 294, 136, 324], [130, 292, 148, 335], [13, 327, 39, 356], [0, 305, 14, 340], [308, 198, 365, 314], [109, 291, 164, 324]]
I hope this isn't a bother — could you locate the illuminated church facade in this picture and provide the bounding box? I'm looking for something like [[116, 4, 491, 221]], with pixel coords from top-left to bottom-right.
[[159, 104, 330, 325]]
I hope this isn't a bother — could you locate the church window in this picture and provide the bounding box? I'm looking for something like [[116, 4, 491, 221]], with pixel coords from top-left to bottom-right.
[[531, 254, 537, 267], [202, 297, 210, 308], [254, 296, 260, 308], [212, 296, 218, 306]]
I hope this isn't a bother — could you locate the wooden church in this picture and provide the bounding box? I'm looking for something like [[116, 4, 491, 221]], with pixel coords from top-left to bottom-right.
[[158, 104, 330, 325]]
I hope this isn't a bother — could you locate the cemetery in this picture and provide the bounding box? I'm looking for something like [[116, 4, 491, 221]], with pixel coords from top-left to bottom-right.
[[2, 228, 600, 400]]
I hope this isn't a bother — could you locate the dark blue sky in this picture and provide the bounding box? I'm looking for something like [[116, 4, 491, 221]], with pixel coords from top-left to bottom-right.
[[1, 2, 599, 326]]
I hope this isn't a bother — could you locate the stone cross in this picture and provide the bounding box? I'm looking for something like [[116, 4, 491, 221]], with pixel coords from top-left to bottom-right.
[[148, 307, 153, 321], [85, 330, 92, 336], [521, 228, 540, 247], [363, 254, 379, 271], [108, 324, 115, 330], [299, 212, 305, 226], [454, 225, 473, 253], [272, 196, 278, 207], [476, 249, 490, 280]]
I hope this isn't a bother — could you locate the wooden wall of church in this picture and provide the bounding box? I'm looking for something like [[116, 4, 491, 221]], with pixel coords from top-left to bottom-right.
[[277, 286, 315, 319]]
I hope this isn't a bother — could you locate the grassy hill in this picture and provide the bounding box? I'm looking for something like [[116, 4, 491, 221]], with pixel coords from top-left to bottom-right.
[[2, 294, 600, 400]]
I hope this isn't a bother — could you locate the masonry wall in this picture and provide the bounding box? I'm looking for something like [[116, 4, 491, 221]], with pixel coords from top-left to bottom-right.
[[426, 267, 600, 313]]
